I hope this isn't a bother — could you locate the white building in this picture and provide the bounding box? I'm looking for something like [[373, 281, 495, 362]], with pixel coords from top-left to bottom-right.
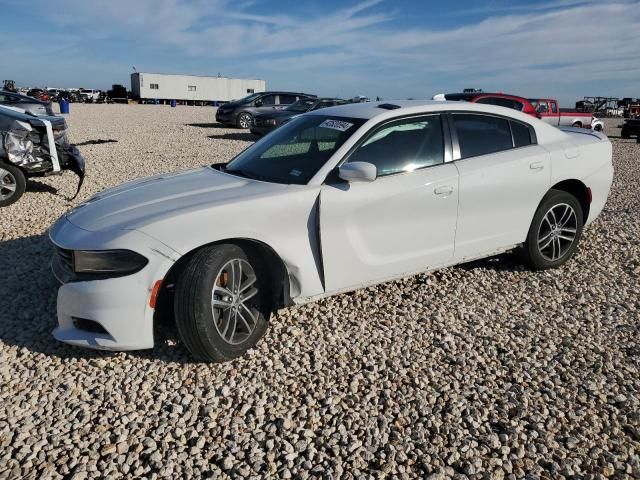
[[130, 72, 266, 104]]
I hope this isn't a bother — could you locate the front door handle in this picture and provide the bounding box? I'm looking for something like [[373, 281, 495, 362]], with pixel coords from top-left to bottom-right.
[[530, 161, 545, 171], [434, 185, 454, 196]]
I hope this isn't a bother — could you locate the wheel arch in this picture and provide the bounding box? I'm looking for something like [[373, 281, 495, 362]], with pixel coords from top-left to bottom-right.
[[547, 179, 591, 224], [153, 237, 292, 327]]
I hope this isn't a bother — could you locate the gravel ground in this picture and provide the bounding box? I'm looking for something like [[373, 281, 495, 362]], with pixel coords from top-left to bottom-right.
[[1, 105, 639, 479]]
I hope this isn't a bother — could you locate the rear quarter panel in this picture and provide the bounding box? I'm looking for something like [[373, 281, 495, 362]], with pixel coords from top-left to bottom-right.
[[546, 130, 613, 225]]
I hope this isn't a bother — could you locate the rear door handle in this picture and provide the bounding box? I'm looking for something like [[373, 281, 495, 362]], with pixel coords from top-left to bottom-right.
[[530, 161, 545, 171], [434, 185, 454, 196]]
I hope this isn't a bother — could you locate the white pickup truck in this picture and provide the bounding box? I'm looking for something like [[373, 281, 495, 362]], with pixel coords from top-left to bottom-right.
[[79, 89, 100, 103]]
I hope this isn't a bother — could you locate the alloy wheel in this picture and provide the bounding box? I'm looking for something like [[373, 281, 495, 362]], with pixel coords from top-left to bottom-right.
[[211, 258, 260, 345], [239, 114, 252, 129], [537, 203, 578, 261], [0, 168, 18, 201]]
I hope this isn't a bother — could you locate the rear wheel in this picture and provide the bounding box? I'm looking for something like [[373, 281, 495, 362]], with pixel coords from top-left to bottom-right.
[[0, 163, 26, 207], [174, 244, 270, 362], [237, 112, 253, 129], [521, 190, 584, 270]]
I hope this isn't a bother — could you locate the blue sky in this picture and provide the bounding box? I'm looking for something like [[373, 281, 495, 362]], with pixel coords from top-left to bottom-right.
[[2, 0, 639, 105]]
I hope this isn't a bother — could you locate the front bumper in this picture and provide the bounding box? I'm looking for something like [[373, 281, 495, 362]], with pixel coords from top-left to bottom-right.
[[53, 270, 156, 350], [49, 217, 180, 350], [215, 109, 236, 125]]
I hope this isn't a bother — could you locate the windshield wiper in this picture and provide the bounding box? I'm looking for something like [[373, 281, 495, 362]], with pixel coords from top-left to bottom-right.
[[225, 168, 278, 183]]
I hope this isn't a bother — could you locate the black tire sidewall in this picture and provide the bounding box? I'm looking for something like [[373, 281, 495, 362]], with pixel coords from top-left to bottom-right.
[[0, 163, 26, 207], [524, 190, 584, 270], [175, 244, 270, 362]]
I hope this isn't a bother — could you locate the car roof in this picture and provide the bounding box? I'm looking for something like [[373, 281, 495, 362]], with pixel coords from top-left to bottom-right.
[[260, 91, 316, 97], [307, 99, 552, 125]]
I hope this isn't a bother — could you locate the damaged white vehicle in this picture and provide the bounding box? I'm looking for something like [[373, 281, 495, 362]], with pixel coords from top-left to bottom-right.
[[0, 105, 85, 206], [50, 101, 613, 362]]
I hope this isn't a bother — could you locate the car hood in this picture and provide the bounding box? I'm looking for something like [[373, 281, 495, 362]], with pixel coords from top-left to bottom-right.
[[219, 101, 242, 110], [65, 166, 287, 233], [0, 104, 63, 126]]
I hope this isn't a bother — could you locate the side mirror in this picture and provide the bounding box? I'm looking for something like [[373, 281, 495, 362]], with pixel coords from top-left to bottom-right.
[[338, 162, 376, 183], [254, 99, 263, 107]]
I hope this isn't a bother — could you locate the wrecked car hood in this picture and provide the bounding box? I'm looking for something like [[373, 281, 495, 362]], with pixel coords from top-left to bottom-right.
[[64, 166, 288, 232], [0, 104, 65, 129]]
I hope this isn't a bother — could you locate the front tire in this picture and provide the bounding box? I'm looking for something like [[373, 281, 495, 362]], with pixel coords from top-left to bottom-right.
[[174, 244, 270, 362], [237, 112, 253, 129], [572, 121, 582, 128], [0, 163, 26, 207], [521, 190, 584, 270]]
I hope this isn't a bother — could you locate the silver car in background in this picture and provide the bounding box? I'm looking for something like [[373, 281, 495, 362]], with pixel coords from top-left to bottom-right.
[[0, 90, 55, 116]]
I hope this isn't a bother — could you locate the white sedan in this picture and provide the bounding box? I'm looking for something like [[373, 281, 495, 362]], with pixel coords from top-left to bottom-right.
[[50, 101, 613, 362]]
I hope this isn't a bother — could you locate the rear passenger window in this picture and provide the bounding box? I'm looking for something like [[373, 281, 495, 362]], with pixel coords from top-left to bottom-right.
[[278, 95, 296, 105], [511, 121, 533, 148], [453, 114, 513, 158], [348, 115, 444, 177]]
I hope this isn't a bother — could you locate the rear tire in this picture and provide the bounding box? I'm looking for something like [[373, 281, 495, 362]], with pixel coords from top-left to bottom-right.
[[521, 190, 584, 270], [174, 244, 270, 362], [0, 163, 26, 207]]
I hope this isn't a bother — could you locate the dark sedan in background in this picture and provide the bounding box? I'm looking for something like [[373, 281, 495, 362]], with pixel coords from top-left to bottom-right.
[[250, 98, 348, 136], [215, 91, 316, 128]]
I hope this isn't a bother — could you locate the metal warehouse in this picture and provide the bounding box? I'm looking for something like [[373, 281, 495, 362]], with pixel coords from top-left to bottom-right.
[[130, 72, 266, 104]]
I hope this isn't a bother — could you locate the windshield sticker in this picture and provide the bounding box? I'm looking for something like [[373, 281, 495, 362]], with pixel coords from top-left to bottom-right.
[[319, 119, 353, 132], [289, 169, 302, 177]]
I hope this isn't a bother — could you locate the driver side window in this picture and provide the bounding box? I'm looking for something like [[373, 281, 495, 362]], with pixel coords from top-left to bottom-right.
[[347, 115, 444, 177]]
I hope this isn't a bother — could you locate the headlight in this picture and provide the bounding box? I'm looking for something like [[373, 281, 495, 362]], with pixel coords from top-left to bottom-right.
[[53, 128, 66, 140], [266, 119, 277, 126], [73, 250, 148, 275]]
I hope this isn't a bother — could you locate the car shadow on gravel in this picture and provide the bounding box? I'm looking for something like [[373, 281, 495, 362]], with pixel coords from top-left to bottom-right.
[[207, 132, 257, 141], [186, 122, 227, 129], [457, 251, 527, 272], [0, 233, 196, 364], [26, 179, 58, 195]]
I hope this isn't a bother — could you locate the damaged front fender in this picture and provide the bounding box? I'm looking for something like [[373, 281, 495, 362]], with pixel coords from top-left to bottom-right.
[[1, 107, 86, 199]]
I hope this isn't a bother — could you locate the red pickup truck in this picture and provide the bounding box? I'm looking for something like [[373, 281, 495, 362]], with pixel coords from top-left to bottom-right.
[[437, 92, 602, 131], [528, 98, 601, 131]]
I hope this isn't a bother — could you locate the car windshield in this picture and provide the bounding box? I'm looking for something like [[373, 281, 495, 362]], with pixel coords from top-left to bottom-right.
[[223, 115, 366, 185], [238, 93, 262, 104], [286, 99, 315, 113]]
